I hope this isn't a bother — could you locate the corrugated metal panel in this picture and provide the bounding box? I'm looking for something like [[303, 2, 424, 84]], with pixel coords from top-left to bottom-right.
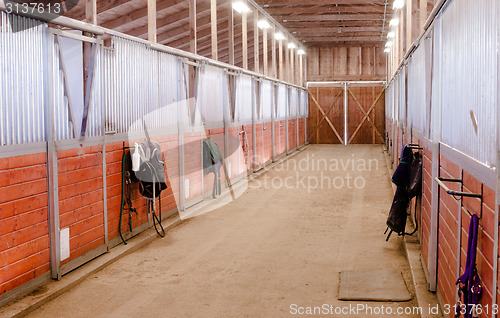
[[305, 90, 309, 118], [289, 87, 298, 118], [255, 81, 263, 121], [198, 65, 224, 126], [104, 36, 180, 134], [0, 12, 46, 145], [1, 16, 309, 146], [236, 74, 253, 123], [407, 44, 426, 132], [398, 67, 406, 126], [430, 17, 443, 142], [158, 52, 179, 132], [440, 0, 498, 167], [277, 84, 287, 119], [385, 84, 391, 121], [86, 45, 102, 138], [298, 90, 306, 117], [52, 37, 74, 140], [262, 80, 273, 120]]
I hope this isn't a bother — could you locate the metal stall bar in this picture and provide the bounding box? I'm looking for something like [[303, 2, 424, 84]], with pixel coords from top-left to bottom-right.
[[271, 83, 276, 161], [296, 88, 299, 149], [251, 77, 257, 171], [177, 58, 185, 212], [493, 2, 500, 313], [286, 87, 289, 154], [344, 83, 348, 145], [44, 28, 61, 280], [435, 177, 483, 199]]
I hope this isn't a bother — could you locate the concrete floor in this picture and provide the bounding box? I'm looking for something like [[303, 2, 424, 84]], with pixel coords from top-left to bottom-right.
[[25, 145, 422, 318]]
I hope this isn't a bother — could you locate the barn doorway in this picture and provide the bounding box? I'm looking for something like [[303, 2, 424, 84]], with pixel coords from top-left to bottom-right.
[[308, 83, 385, 144]]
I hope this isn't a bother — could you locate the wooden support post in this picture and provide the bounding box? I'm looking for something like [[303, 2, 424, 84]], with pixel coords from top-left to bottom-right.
[[290, 47, 294, 84], [284, 38, 290, 82], [295, 48, 300, 85], [263, 28, 268, 76], [278, 39, 283, 80], [399, 9, 404, 60], [272, 25, 277, 78], [303, 55, 307, 85], [148, 0, 156, 42], [419, 0, 427, 32], [85, 0, 96, 24], [210, 0, 217, 60], [242, 11, 248, 69], [412, 0, 419, 43], [189, 0, 197, 54], [228, 2, 234, 65], [406, 0, 412, 49], [253, 10, 259, 73], [299, 54, 303, 87], [84, 0, 96, 100]]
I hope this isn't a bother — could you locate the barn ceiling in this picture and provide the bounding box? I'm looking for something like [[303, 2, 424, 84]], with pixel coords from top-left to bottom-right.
[[64, 0, 398, 67], [254, 0, 390, 45]]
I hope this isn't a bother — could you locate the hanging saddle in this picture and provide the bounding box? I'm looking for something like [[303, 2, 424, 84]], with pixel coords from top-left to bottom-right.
[[133, 140, 168, 199]]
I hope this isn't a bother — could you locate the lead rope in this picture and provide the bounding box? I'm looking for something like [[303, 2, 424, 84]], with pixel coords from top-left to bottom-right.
[[455, 214, 480, 318], [151, 164, 165, 238]]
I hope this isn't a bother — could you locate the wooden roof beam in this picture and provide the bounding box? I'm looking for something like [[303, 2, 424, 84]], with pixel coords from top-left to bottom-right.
[[276, 14, 384, 22], [257, 0, 387, 5], [294, 31, 381, 37], [284, 20, 387, 28], [289, 27, 382, 33], [302, 36, 385, 41], [263, 5, 387, 15], [100, 0, 188, 30], [69, 0, 133, 20], [124, 1, 225, 41], [161, 17, 242, 49], [155, 12, 228, 47], [174, 26, 253, 51]]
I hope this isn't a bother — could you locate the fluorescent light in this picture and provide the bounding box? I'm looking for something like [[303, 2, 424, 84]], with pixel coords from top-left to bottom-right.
[[274, 32, 285, 40], [232, 1, 251, 13], [258, 19, 271, 29], [384, 47, 391, 53], [288, 42, 296, 49], [297, 49, 305, 55], [387, 31, 395, 38], [393, 0, 404, 9], [389, 18, 399, 26], [385, 41, 393, 47]]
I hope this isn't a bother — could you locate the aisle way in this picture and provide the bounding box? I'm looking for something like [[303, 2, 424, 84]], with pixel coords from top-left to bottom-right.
[[27, 145, 420, 318]]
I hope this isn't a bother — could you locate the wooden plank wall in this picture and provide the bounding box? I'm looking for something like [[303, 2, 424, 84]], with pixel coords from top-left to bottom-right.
[[308, 86, 345, 144], [307, 45, 386, 82], [346, 85, 385, 144]]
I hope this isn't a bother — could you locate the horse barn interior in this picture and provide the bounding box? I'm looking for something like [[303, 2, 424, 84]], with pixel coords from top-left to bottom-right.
[[0, 0, 499, 317]]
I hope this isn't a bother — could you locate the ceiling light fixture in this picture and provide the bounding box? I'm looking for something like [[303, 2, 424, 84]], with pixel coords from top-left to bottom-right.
[[387, 31, 395, 38], [232, 1, 251, 13], [393, 0, 404, 9], [288, 42, 296, 49], [274, 32, 285, 40], [258, 19, 271, 29], [389, 18, 399, 26], [385, 41, 393, 47], [384, 47, 391, 53], [297, 49, 306, 55]]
